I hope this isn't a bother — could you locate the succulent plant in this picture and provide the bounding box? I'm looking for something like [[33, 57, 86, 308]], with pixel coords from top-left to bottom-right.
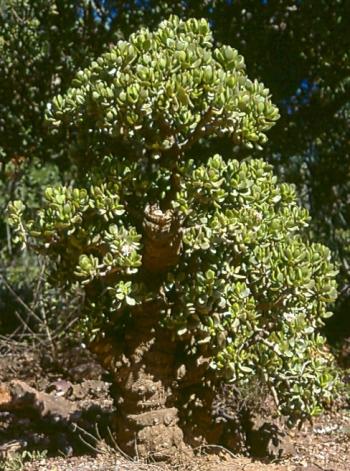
[[8, 16, 340, 456]]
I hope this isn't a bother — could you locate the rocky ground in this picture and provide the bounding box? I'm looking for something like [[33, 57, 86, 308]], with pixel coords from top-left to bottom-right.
[[0, 339, 349, 471]]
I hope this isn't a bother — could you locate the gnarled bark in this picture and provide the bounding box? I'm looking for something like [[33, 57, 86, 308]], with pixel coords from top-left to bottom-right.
[[142, 204, 182, 274], [90, 302, 187, 459], [89, 302, 228, 460]]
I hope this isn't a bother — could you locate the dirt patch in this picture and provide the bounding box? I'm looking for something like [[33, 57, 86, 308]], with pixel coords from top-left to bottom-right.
[[23, 452, 292, 471], [0, 340, 349, 471], [280, 409, 350, 470]]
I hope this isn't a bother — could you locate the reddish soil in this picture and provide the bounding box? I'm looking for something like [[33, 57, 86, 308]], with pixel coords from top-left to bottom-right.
[[0, 340, 349, 471]]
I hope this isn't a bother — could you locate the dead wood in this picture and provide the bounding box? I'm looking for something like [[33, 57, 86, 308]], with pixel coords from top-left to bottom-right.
[[0, 380, 76, 423]]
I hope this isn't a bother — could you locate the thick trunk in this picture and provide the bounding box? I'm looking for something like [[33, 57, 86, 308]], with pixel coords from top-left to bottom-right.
[[142, 204, 182, 274], [90, 302, 227, 459], [90, 303, 186, 459], [173, 355, 225, 448]]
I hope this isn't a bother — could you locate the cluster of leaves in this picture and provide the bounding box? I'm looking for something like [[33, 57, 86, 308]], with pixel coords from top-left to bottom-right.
[[47, 15, 278, 166], [0, 0, 121, 166], [214, 0, 350, 337], [8, 16, 341, 423], [168, 156, 339, 420], [0, 157, 61, 334]]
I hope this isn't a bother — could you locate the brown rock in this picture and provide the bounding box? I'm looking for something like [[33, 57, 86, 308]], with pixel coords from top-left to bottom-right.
[[248, 413, 295, 459]]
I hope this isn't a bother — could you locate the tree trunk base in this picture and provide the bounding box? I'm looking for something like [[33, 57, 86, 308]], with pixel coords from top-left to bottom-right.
[[90, 302, 197, 459], [89, 302, 228, 460], [125, 408, 186, 459]]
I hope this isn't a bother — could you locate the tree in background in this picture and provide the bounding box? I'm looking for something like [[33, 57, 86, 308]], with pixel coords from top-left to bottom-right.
[[9, 17, 340, 458], [0, 0, 120, 334]]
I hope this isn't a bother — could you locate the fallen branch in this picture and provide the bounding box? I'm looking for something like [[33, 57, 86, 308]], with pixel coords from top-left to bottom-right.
[[0, 380, 76, 423]]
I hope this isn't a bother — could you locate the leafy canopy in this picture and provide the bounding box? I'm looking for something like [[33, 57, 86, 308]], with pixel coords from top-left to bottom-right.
[[47, 15, 278, 161]]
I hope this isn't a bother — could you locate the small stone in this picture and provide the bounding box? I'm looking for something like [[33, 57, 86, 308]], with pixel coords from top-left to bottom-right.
[[294, 466, 321, 471], [47, 380, 73, 397]]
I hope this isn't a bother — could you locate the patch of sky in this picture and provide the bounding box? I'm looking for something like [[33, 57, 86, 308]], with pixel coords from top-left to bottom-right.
[[77, 5, 84, 19], [280, 79, 319, 115], [105, 5, 118, 29], [135, 0, 151, 8], [84, 0, 118, 29]]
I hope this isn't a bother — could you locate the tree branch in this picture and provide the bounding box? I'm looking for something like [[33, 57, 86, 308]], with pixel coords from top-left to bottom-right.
[[179, 107, 215, 152]]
